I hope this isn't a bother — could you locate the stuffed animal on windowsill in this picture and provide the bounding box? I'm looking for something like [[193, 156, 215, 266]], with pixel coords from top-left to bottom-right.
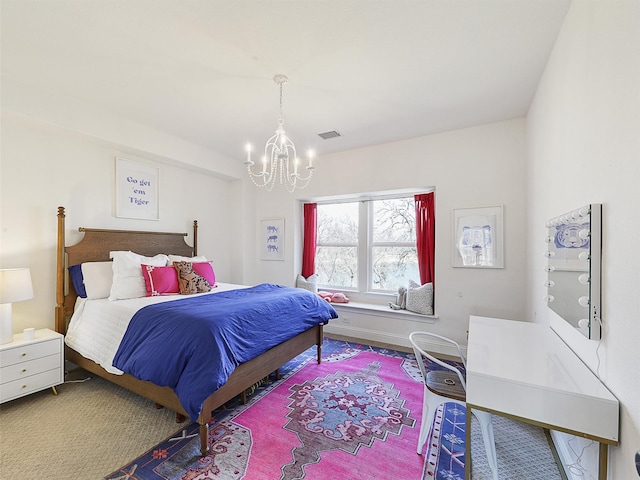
[[389, 286, 407, 310], [318, 291, 350, 303], [389, 281, 434, 315]]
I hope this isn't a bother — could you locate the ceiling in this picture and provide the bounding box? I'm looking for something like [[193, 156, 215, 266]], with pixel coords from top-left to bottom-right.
[[1, 0, 572, 162]]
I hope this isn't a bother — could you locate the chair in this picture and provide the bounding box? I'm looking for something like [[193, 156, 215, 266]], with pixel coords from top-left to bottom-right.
[[409, 331, 498, 480]]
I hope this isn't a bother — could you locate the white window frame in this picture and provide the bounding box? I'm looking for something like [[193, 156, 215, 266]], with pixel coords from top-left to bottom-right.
[[314, 201, 360, 291], [367, 200, 418, 293], [313, 188, 433, 302]]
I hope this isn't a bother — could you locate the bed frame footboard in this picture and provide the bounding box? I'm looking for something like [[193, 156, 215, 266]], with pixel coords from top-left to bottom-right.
[[196, 324, 323, 455]]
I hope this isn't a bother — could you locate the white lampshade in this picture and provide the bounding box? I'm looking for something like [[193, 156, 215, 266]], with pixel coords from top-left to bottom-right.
[[0, 268, 34, 304], [0, 268, 34, 344]]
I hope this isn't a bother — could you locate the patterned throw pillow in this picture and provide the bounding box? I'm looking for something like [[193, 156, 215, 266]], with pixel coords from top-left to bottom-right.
[[296, 274, 318, 293], [173, 261, 213, 295], [406, 280, 434, 315]]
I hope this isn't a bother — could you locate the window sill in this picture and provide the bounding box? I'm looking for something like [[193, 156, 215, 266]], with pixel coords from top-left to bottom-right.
[[329, 301, 438, 324]]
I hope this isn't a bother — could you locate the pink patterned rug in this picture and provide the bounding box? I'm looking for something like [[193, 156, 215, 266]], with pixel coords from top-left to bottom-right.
[[106, 339, 464, 480]]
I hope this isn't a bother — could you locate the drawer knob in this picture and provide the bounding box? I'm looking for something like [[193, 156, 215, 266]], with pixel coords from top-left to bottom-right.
[[21, 384, 27, 389], [21, 352, 27, 357], [21, 368, 27, 373]]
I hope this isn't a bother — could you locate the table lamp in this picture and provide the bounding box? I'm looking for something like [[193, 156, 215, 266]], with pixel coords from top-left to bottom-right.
[[0, 268, 34, 344]]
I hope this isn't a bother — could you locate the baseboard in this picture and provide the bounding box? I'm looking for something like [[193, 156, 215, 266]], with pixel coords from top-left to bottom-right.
[[324, 323, 467, 358], [324, 323, 411, 348]]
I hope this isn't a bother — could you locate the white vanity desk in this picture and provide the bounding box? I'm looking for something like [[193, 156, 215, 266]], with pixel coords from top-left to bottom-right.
[[465, 316, 619, 480]]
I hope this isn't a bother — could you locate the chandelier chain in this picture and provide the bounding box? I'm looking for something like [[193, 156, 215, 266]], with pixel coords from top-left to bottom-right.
[[279, 81, 283, 125]]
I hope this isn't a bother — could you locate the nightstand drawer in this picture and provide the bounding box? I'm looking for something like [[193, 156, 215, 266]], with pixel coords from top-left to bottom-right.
[[0, 339, 60, 367], [0, 368, 62, 403], [0, 354, 62, 384]]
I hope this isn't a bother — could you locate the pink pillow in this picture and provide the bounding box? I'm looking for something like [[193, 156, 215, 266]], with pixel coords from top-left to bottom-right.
[[317, 291, 349, 303], [141, 265, 179, 296], [192, 262, 216, 287], [318, 291, 333, 300], [330, 292, 350, 303]]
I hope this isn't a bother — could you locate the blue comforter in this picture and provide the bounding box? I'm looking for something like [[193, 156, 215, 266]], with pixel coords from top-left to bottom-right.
[[112, 284, 337, 421]]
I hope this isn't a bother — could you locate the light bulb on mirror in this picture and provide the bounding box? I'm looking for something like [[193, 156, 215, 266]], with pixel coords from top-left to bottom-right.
[[544, 295, 555, 303], [578, 318, 590, 329], [578, 296, 589, 307], [578, 229, 590, 240], [544, 280, 555, 288], [578, 273, 590, 285], [544, 251, 555, 258], [544, 265, 555, 272], [579, 251, 589, 261]]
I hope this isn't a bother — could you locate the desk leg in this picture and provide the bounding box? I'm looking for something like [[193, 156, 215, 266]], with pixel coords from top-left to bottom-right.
[[466, 406, 472, 480], [598, 443, 608, 480]]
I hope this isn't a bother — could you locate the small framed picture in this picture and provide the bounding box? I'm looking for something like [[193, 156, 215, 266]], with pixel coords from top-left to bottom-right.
[[260, 218, 284, 261], [452, 205, 504, 268], [115, 157, 159, 220]]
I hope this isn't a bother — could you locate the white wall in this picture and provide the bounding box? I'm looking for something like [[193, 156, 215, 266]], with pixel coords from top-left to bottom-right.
[[527, 1, 640, 478], [0, 110, 241, 334], [244, 118, 528, 349]]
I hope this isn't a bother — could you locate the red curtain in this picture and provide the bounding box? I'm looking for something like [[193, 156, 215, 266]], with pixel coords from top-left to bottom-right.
[[301, 203, 317, 278], [415, 193, 435, 285]]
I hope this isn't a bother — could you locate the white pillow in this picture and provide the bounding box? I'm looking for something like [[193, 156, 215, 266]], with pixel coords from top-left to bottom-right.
[[406, 280, 434, 315], [167, 254, 208, 264], [296, 274, 318, 293], [109, 251, 169, 300], [81, 261, 114, 299]]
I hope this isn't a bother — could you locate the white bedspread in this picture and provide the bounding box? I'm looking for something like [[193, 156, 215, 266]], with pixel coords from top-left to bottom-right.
[[64, 283, 247, 374]]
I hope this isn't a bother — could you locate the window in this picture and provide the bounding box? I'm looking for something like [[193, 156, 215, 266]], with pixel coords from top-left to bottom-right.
[[315, 196, 420, 293], [371, 197, 419, 291], [316, 202, 359, 288]]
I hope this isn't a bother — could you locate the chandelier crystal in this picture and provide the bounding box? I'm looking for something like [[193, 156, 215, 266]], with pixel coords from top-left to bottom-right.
[[244, 75, 315, 192]]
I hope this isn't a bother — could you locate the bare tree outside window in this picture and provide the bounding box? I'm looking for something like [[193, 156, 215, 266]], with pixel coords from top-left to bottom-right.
[[316, 202, 358, 288], [316, 197, 418, 292], [371, 198, 418, 291]]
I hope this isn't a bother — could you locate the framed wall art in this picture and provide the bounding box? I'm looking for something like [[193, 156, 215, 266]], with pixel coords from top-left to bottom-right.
[[115, 157, 159, 220], [260, 218, 284, 261], [452, 205, 504, 268]]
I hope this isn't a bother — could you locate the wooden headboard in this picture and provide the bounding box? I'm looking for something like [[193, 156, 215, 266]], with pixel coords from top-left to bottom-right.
[[55, 206, 198, 335]]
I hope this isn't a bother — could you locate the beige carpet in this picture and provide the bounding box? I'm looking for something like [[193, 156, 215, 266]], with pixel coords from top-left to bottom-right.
[[0, 368, 183, 479]]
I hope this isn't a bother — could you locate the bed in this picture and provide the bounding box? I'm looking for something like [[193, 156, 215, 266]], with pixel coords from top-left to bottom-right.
[[54, 206, 336, 456]]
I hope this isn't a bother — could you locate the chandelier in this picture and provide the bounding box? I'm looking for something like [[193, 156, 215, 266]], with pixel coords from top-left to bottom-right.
[[244, 75, 315, 192]]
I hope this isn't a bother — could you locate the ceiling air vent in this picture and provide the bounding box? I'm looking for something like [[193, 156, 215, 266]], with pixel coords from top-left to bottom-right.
[[318, 130, 342, 140]]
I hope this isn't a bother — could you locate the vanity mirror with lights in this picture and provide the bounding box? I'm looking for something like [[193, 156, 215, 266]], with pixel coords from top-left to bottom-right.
[[544, 204, 602, 340]]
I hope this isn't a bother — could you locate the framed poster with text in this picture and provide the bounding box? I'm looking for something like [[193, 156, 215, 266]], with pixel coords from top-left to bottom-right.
[[115, 157, 159, 220]]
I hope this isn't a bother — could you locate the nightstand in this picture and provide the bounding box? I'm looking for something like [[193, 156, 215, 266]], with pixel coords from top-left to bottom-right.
[[0, 328, 64, 403]]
